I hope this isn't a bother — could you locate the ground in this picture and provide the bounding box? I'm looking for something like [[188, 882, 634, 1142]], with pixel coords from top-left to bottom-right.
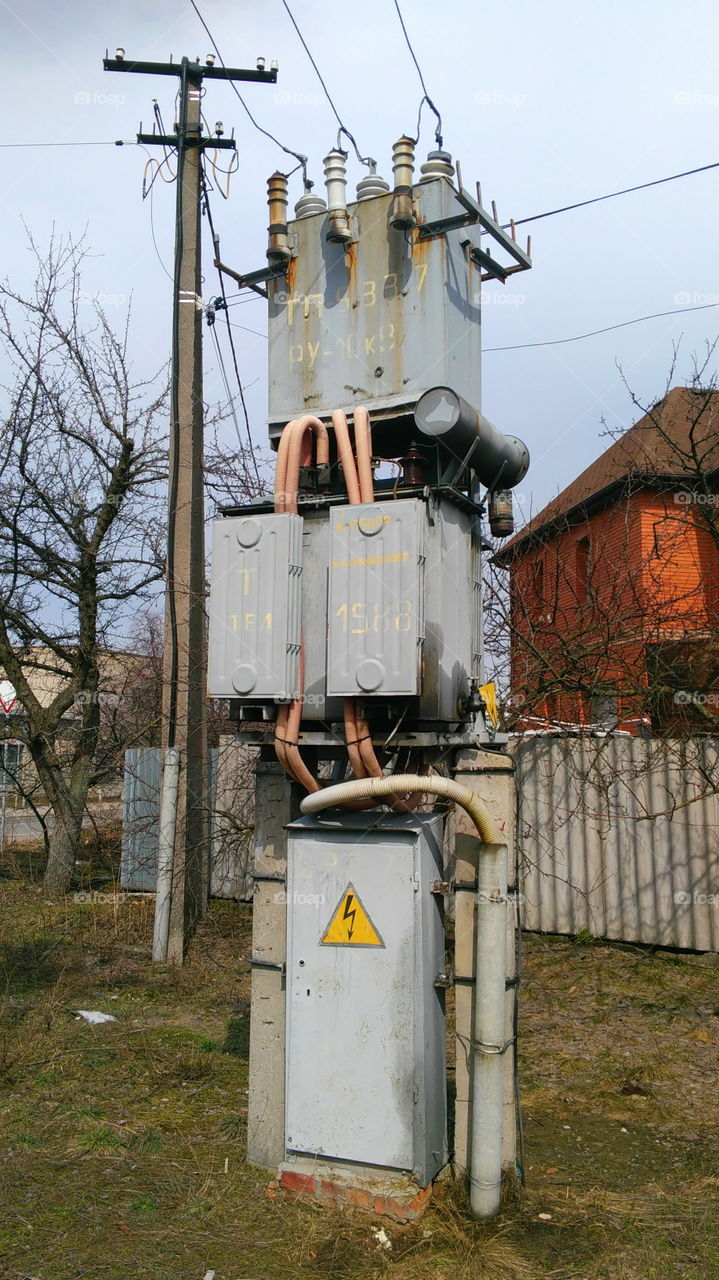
[[1, 835, 718, 1280]]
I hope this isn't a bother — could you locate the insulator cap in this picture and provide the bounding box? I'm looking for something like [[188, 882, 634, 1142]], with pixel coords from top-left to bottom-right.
[[294, 191, 328, 218], [355, 173, 390, 200], [420, 149, 455, 182]]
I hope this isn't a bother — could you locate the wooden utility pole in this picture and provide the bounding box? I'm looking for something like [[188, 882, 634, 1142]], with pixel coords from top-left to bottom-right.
[[104, 51, 277, 962]]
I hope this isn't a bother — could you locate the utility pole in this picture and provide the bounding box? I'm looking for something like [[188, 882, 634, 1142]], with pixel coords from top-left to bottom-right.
[[104, 50, 277, 962]]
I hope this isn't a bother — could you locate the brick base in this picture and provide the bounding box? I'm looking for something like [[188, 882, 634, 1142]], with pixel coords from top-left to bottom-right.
[[269, 1167, 433, 1223]]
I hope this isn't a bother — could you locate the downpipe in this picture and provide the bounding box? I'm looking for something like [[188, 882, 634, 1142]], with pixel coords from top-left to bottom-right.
[[152, 747, 180, 963], [471, 840, 508, 1219], [300, 774, 508, 1219]]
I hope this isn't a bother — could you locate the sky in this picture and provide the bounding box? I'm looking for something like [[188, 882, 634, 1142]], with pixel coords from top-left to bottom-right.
[[1, 0, 718, 525]]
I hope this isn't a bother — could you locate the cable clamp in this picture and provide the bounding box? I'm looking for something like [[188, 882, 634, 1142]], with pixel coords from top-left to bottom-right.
[[179, 290, 204, 310], [472, 1034, 517, 1056], [345, 734, 371, 747]]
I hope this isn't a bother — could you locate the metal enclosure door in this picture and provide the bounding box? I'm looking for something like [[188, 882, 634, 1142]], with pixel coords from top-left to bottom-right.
[[285, 815, 446, 1182]]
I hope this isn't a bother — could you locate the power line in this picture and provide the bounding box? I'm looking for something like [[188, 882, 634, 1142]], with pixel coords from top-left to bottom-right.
[[507, 160, 719, 229], [0, 139, 131, 148], [278, 0, 374, 168], [188, 0, 308, 177], [391, 0, 442, 146], [201, 162, 261, 484], [484, 301, 719, 353]]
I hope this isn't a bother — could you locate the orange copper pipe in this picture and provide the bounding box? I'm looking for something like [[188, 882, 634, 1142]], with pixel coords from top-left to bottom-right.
[[353, 405, 374, 503]]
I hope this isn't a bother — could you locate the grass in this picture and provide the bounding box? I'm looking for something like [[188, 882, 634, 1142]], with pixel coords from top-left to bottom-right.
[[1, 835, 718, 1279]]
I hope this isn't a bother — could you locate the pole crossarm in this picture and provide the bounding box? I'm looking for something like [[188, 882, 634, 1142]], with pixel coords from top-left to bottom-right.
[[103, 57, 277, 83], [137, 132, 236, 150]]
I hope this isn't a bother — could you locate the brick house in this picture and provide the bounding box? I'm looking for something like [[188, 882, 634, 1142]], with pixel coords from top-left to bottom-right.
[[497, 387, 719, 734]]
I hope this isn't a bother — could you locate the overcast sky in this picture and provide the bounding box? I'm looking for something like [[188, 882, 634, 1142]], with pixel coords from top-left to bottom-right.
[[2, 0, 719, 522]]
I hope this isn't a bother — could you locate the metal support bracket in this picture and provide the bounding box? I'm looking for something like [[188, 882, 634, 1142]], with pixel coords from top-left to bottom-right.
[[434, 969, 454, 989], [250, 958, 286, 973], [417, 176, 531, 283], [431, 879, 453, 896]]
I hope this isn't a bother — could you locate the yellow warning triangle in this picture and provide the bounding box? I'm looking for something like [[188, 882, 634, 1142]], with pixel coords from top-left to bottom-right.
[[320, 883, 385, 948]]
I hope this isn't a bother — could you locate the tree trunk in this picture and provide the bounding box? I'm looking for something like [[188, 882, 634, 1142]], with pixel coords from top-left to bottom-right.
[[41, 770, 92, 898]]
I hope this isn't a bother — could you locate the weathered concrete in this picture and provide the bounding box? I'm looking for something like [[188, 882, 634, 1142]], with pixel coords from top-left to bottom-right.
[[246, 761, 296, 1170]]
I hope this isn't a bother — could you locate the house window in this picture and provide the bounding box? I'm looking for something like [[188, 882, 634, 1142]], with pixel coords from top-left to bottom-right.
[[575, 536, 591, 603], [0, 742, 23, 795], [590, 692, 618, 729]]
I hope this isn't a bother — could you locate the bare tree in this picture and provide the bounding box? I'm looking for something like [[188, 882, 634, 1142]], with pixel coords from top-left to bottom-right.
[[0, 234, 167, 895], [488, 357, 719, 738]]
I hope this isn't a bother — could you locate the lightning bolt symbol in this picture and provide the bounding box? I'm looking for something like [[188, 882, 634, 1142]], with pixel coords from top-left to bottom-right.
[[342, 892, 356, 940]]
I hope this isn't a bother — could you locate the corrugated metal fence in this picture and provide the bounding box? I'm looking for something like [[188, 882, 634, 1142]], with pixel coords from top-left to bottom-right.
[[121, 740, 255, 900], [514, 736, 719, 951]]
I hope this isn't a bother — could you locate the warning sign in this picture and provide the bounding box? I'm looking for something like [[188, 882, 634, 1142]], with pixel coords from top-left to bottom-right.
[[320, 884, 385, 948]]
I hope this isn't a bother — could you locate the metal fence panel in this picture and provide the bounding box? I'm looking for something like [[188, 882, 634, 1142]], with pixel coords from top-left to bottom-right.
[[121, 745, 255, 900], [513, 737, 719, 952]]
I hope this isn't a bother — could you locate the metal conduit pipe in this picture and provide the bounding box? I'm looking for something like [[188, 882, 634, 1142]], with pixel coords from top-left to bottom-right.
[[471, 837, 508, 1220], [300, 774, 507, 1220], [300, 774, 501, 846]]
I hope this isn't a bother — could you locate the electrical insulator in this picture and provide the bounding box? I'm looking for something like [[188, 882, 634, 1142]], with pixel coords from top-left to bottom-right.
[[355, 173, 390, 201], [257, 56, 266, 71], [323, 151, 353, 245], [401, 446, 425, 486], [488, 490, 515, 538], [205, 52, 216, 66], [294, 187, 328, 219], [389, 137, 416, 230], [419, 149, 455, 182], [266, 173, 292, 263]]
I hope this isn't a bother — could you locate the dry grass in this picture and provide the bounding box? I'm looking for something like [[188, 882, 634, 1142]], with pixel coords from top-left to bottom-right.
[[1, 839, 718, 1279]]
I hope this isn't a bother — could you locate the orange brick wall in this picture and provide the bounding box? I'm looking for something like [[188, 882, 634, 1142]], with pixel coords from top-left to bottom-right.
[[508, 488, 719, 729]]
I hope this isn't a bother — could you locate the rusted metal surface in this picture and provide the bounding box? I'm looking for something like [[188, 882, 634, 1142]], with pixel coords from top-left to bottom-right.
[[267, 177, 482, 438], [513, 736, 719, 951]]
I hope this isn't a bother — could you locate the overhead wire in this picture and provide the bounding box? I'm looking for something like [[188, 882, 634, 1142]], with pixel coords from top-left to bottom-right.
[[137, 145, 175, 282], [0, 140, 133, 148], [505, 159, 719, 229], [484, 300, 719, 353], [200, 161, 262, 485], [188, 0, 308, 180], [391, 0, 442, 146], [278, 0, 376, 169]]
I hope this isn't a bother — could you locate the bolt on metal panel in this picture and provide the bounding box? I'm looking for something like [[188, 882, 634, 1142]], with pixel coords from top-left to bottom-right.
[[285, 813, 447, 1185], [267, 178, 482, 436], [207, 513, 303, 699], [327, 500, 425, 696]]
